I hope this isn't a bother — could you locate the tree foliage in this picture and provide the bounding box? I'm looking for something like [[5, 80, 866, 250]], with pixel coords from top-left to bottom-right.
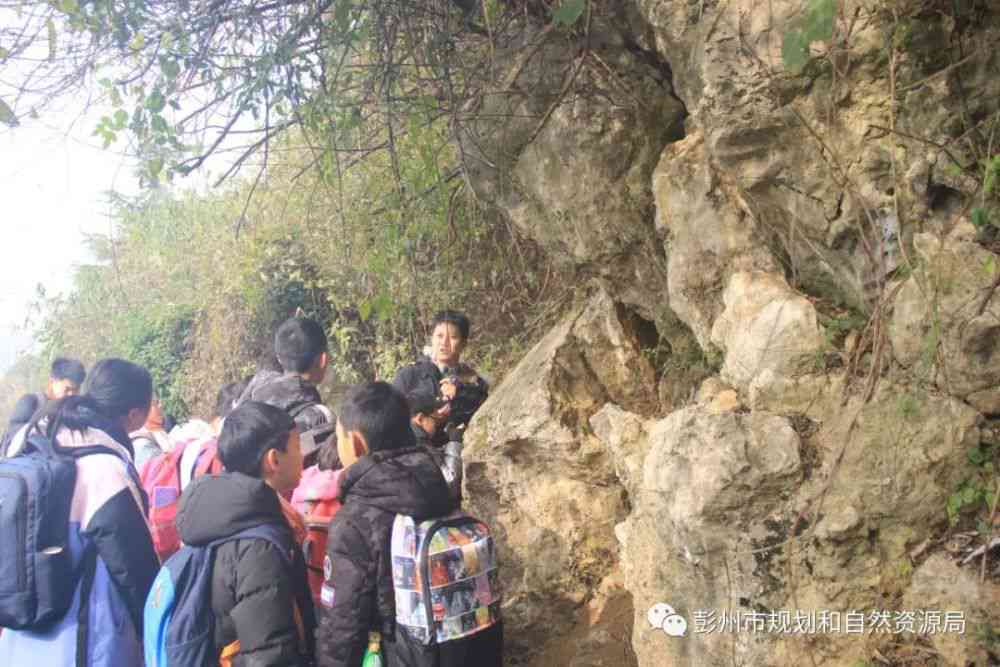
[[26, 121, 564, 417], [1, 0, 585, 188], [2, 0, 581, 415]]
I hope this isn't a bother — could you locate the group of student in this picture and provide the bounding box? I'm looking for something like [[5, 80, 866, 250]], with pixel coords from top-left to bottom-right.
[[0, 309, 502, 667]]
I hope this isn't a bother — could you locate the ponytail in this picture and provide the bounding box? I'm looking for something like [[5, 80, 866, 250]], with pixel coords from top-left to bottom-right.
[[83, 359, 153, 419], [24, 358, 152, 449], [27, 395, 101, 441]]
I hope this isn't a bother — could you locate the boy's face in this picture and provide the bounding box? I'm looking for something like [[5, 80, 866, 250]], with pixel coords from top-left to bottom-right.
[[268, 429, 303, 493], [432, 323, 465, 367], [336, 419, 368, 469], [304, 351, 330, 385], [47, 377, 80, 400]]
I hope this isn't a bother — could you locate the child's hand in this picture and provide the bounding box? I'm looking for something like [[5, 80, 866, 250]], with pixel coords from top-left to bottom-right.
[[439, 378, 458, 400], [433, 403, 452, 421]]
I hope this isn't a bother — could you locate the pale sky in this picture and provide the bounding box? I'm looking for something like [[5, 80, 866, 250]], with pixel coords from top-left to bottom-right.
[[0, 101, 139, 371]]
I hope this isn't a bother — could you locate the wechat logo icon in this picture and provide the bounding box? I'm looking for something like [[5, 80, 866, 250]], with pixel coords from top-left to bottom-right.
[[647, 602, 688, 637]]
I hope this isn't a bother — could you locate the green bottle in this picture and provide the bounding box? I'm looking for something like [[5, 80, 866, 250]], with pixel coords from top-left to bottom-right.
[[361, 632, 383, 667]]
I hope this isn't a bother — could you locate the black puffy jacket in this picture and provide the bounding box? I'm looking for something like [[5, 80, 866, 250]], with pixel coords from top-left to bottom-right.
[[392, 358, 488, 446], [237, 371, 334, 434], [177, 472, 317, 667], [318, 446, 473, 667], [1, 392, 45, 456]]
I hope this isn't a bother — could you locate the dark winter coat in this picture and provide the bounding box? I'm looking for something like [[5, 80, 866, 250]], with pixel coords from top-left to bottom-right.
[[392, 357, 488, 446], [1, 392, 45, 456], [237, 371, 334, 434], [317, 445, 500, 667], [177, 472, 317, 667], [0, 404, 158, 667]]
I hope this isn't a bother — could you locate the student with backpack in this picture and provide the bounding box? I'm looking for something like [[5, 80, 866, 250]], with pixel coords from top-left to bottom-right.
[[1, 356, 86, 456], [0, 358, 159, 667], [237, 317, 335, 435], [139, 380, 248, 563], [145, 401, 316, 667], [317, 382, 502, 667], [291, 438, 344, 609], [131, 394, 175, 468]]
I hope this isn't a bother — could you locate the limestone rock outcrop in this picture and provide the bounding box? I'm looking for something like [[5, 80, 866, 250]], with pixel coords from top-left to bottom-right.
[[890, 222, 1000, 401], [452, 1, 1000, 665], [462, 288, 656, 664], [710, 271, 824, 392], [459, 16, 687, 329], [617, 406, 803, 666], [902, 555, 999, 667], [611, 382, 982, 667]]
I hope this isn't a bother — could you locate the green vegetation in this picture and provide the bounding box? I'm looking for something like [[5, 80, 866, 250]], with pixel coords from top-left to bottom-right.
[[781, 0, 836, 73], [0, 0, 588, 421], [971, 153, 1000, 232], [10, 126, 562, 419], [946, 441, 998, 528]]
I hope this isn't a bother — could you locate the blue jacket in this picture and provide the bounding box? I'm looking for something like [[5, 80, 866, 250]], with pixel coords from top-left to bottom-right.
[[0, 422, 159, 667]]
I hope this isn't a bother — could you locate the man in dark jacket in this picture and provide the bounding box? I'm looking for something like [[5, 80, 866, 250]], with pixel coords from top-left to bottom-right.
[[177, 401, 316, 666], [1, 356, 86, 455], [238, 318, 334, 436], [392, 311, 488, 447], [317, 382, 501, 667]]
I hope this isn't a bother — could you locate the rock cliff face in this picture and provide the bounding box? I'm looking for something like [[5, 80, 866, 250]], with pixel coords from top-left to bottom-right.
[[460, 1, 1000, 665]]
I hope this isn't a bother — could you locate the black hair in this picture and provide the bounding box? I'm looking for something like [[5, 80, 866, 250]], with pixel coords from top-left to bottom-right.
[[218, 401, 295, 477], [339, 382, 415, 453], [274, 317, 328, 374], [50, 357, 86, 385], [431, 310, 470, 340], [406, 390, 440, 417], [256, 350, 283, 374], [316, 438, 341, 471], [82, 358, 154, 419], [214, 380, 248, 419], [29, 358, 152, 448]]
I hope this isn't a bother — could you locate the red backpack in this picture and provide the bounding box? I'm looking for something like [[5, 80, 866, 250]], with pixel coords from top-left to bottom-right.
[[139, 437, 223, 562], [292, 466, 343, 606]]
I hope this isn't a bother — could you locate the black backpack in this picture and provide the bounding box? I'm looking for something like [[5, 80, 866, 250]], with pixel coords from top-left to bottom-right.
[[0, 432, 128, 629], [0, 392, 45, 458]]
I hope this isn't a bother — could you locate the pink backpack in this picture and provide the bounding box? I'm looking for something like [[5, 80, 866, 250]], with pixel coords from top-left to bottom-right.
[[140, 437, 223, 562], [292, 466, 343, 607]]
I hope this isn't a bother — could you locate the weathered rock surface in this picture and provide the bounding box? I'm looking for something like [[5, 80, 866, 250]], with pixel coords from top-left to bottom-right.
[[631, 0, 1000, 312], [460, 17, 687, 329], [902, 555, 1000, 667], [613, 382, 981, 667], [617, 405, 803, 667], [653, 132, 779, 349], [463, 289, 656, 664], [451, 2, 1000, 665], [890, 222, 1000, 397], [710, 271, 824, 392]]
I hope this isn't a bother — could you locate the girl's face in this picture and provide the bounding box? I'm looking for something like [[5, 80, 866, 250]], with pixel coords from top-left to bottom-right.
[[432, 323, 465, 367], [124, 404, 151, 433]]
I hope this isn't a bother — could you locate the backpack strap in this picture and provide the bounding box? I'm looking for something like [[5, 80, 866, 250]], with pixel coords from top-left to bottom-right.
[[18, 432, 144, 527], [193, 440, 221, 478], [75, 547, 99, 667], [209, 523, 312, 655]]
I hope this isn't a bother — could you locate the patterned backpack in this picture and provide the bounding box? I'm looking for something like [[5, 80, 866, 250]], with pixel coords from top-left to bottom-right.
[[390, 513, 501, 645]]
